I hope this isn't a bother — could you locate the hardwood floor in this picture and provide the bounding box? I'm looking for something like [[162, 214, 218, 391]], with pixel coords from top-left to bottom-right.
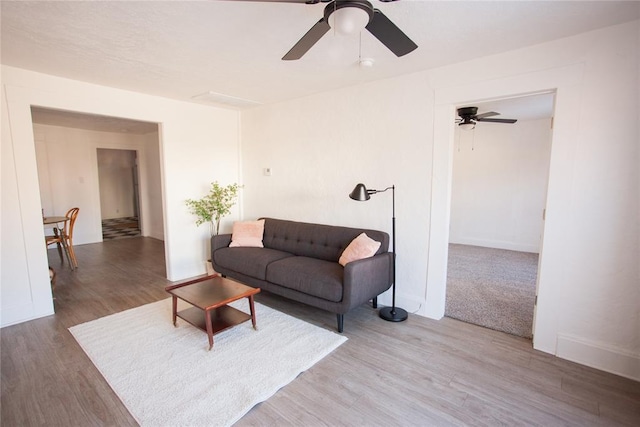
[[2, 237, 639, 426]]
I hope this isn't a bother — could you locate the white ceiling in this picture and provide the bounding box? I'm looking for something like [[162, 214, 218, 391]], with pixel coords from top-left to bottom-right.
[[2, 0, 639, 111], [467, 92, 556, 122]]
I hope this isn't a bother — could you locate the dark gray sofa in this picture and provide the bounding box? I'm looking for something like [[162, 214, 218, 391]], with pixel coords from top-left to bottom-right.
[[211, 218, 393, 332]]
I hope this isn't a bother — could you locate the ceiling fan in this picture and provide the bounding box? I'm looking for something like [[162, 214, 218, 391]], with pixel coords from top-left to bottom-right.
[[456, 106, 518, 130], [241, 0, 417, 60]]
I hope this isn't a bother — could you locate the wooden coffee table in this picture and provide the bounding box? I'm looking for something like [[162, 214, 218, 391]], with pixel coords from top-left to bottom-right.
[[165, 275, 260, 350]]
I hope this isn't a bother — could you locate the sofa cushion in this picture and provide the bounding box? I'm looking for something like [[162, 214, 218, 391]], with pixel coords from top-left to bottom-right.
[[339, 232, 381, 266], [266, 256, 344, 302], [229, 219, 265, 247], [213, 247, 293, 280]]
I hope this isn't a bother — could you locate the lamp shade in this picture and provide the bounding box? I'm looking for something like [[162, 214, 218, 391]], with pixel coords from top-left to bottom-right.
[[328, 6, 370, 35], [349, 183, 370, 201]]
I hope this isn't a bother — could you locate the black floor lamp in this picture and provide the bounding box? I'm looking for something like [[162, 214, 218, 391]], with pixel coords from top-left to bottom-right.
[[349, 183, 408, 322]]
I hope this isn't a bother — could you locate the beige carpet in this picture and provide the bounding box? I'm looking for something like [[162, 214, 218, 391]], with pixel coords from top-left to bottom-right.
[[445, 244, 538, 338], [69, 298, 347, 426]]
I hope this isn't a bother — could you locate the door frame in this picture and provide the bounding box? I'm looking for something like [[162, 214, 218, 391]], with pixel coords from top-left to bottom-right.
[[96, 148, 143, 237], [422, 63, 584, 355], [447, 93, 554, 339]]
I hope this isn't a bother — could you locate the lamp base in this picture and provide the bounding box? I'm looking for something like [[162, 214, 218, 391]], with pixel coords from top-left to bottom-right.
[[379, 306, 408, 322]]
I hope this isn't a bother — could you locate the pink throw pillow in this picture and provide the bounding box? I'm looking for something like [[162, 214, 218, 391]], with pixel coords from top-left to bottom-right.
[[229, 219, 265, 247], [339, 233, 381, 266]]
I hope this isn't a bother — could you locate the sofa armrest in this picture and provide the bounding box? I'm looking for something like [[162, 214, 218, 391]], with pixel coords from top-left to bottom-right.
[[211, 234, 232, 253], [342, 252, 393, 310]]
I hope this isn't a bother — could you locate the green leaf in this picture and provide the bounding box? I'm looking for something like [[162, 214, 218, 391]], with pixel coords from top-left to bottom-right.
[[185, 182, 242, 235]]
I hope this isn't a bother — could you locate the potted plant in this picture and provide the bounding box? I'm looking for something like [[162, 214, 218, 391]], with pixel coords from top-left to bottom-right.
[[186, 181, 241, 276], [185, 181, 241, 236]]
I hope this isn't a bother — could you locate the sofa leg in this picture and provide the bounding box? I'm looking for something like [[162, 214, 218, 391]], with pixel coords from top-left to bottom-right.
[[372, 297, 378, 309], [336, 314, 344, 333]]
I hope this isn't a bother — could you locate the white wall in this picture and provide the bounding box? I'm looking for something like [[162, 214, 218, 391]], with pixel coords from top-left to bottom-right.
[[241, 71, 433, 314], [34, 123, 163, 245], [139, 131, 165, 240], [449, 119, 552, 252], [1, 66, 240, 327], [242, 21, 639, 380]]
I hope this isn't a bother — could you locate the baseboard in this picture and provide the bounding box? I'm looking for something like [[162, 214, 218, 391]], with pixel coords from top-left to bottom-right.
[[556, 334, 640, 381], [1, 301, 54, 328], [449, 238, 539, 253], [378, 290, 425, 317], [147, 228, 164, 240]]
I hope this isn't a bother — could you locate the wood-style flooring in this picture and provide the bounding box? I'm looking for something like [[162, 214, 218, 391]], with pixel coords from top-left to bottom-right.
[[2, 237, 639, 426]]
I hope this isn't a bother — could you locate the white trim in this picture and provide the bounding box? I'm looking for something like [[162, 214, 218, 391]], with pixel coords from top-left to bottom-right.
[[423, 63, 585, 357], [557, 334, 640, 381], [2, 83, 169, 325]]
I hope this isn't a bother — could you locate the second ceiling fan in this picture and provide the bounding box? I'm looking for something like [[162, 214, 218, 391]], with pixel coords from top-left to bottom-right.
[[456, 107, 518, 130], [247, 0, 417, 60]]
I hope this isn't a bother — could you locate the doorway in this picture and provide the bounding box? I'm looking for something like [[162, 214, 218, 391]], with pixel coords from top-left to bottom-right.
[[31, 106, 164, 247], [97, 148, 142, 240], [444, 94, 554, 338]]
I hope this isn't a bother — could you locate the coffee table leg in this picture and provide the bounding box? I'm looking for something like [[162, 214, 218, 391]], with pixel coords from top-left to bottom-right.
[[172, 296, 177, 327], [205, 309, 214, 350], [248, 295, 258, 330]]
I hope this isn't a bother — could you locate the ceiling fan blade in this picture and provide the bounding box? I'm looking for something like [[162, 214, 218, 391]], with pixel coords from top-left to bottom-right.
[[366, 9, 417, 57], [282, 18, 331, 60], [477, 118, 518, 124], [475, 111, 500, 120]]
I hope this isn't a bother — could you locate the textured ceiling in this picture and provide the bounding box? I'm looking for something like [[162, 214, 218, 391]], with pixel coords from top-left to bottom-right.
[[2, 1, 639, 111]]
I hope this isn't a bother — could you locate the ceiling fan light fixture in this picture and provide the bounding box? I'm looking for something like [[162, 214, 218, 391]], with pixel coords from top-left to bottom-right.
[[328, 5, 370, 35], [328, 7, 370, 35], [459, 120, 476, 131]]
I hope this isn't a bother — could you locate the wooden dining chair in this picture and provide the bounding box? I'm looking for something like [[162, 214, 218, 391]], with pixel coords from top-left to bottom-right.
[[45, 207, 80, 269], [45, 222, 69, 266], [64, 207, 80, 268]]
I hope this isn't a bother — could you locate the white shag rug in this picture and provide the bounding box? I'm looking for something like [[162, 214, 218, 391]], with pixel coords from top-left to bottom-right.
[[69, 298, 347, 426]]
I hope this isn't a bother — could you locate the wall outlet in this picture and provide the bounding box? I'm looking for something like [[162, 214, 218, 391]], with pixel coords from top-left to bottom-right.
[[263, 167, 272, 176]]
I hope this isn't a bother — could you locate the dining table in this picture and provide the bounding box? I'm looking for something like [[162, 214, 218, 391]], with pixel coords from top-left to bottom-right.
[[43, 216, 74, 270]]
